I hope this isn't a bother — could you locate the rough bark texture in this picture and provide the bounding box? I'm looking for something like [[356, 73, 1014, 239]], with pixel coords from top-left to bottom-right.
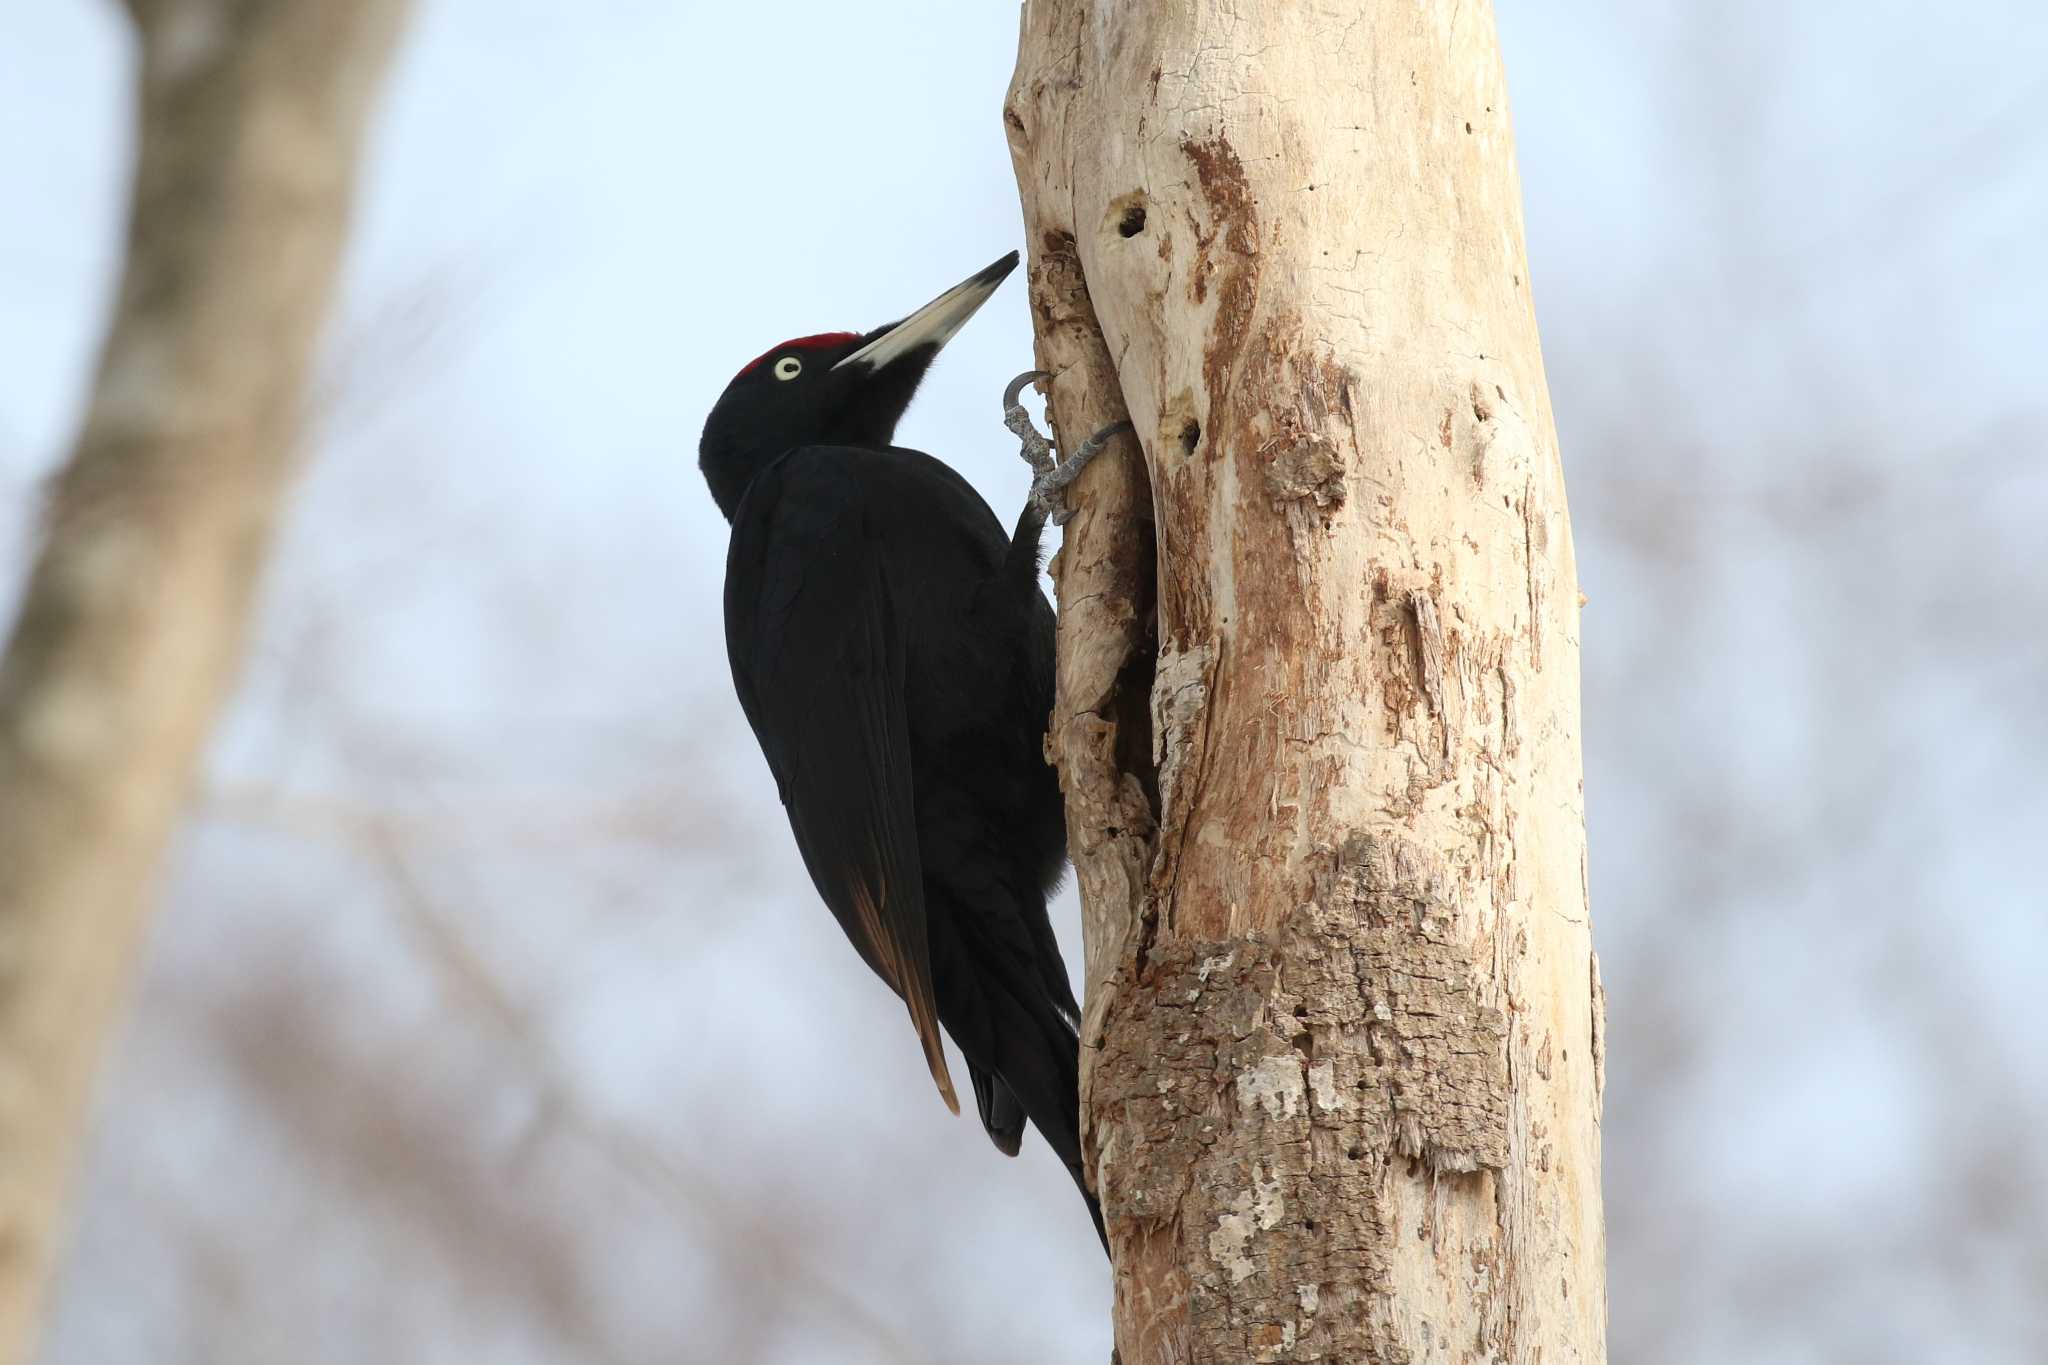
[[1004, 3, 1605, 1361], [0, 3, 407, 1356]]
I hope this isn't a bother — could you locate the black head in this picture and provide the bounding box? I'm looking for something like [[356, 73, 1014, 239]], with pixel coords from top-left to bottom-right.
[[699, 251, 1020, 520]]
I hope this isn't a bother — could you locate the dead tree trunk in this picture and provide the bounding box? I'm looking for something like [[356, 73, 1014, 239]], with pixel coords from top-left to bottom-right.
[[1005, 3, 1605, 1360], [0, 3, 408, 1356]]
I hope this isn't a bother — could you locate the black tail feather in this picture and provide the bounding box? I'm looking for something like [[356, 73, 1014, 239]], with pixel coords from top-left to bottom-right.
[[1005, 1000, 1109, 1257], [930, 896, 1106, 1255], [970, 1064, 1026, 1157]]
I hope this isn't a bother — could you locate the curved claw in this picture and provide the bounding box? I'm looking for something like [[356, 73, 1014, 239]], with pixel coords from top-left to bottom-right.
[[1066, 420, 1134, 470], [1003, 369, 1051, 412]]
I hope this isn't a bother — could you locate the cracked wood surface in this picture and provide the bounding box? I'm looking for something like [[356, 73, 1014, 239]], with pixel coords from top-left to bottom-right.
[[0, 3, 408, 1358], [1005, 2, 1604, 1360]]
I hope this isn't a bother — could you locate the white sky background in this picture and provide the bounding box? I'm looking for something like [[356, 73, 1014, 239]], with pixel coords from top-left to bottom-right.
[[3, 2, 2045, 1362]]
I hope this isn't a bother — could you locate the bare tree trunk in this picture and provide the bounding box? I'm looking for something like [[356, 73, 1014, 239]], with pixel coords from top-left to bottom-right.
[[0, 3, 408, 1355], [1005, 3, 1605, 1360]]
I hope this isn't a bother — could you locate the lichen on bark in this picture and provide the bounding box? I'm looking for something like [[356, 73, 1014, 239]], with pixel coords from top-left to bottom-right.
[[1092, 830, 1510, 1360]]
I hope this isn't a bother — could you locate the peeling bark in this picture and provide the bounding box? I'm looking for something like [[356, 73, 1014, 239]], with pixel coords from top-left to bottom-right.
[[1005, 2, 1603, 1360], [0, 3, 408, 1357]]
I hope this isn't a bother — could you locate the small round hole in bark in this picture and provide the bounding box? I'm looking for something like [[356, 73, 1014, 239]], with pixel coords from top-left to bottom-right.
[[1180, 419, 1200, 454], [1118, 204, 1147, 237]]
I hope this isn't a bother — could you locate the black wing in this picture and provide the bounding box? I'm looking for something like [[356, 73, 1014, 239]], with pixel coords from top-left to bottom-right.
[[724, 449, 958, 1114]]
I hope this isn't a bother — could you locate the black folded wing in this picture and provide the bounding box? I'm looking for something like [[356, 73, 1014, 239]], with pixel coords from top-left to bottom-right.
[[724, 449, 958, 1114]]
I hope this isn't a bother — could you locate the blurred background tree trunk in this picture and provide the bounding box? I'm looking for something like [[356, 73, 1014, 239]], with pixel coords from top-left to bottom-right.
[[1006, 2, 1606, 1359], [0, 2, 408, 1358]]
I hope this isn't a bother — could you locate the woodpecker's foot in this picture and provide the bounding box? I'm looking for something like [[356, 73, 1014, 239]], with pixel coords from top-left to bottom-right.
[[1034, 419, 1132, 526], [1001, 370, 1132, 526], [1002, 370, 1056, 475]]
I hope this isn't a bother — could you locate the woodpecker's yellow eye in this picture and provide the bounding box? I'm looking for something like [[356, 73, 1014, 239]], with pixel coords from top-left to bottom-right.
[[773, 356, 802, 381]]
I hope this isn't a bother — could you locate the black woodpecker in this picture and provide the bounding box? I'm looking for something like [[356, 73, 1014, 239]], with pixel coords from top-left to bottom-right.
[[700, 250, 1122, 1252]]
